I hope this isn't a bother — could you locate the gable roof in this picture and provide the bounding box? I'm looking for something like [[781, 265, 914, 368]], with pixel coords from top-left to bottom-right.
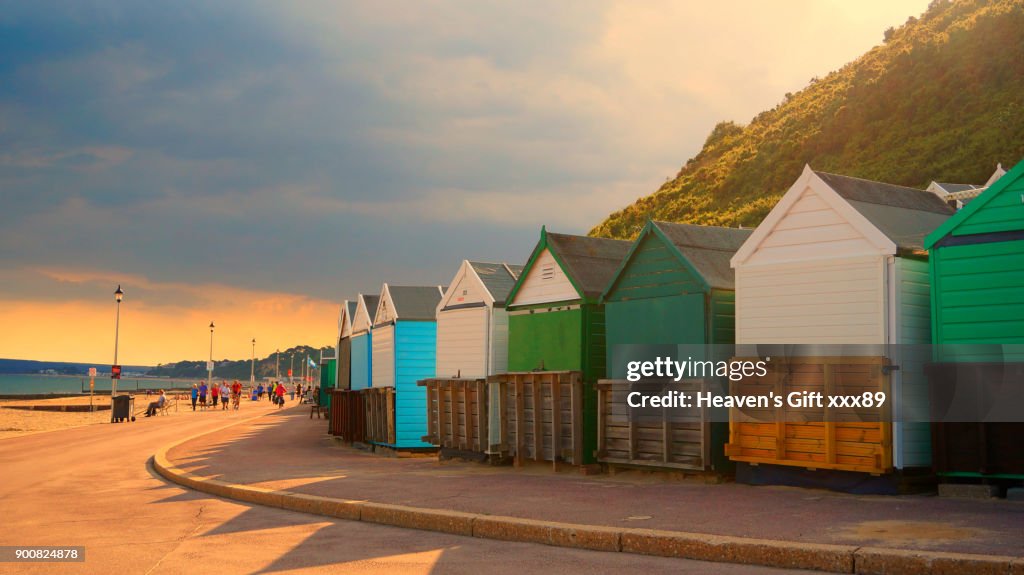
[[546, 231, 631, 298], [469, 261, 523, 306], [352, 294, 379, 333], [382, 284, 444, 321], [506, 228, 631, 305], [925, 158, 1024, 248], [338, 299, 356, 337], [651, 221, 752, 290], [733, 166, 956, 266]]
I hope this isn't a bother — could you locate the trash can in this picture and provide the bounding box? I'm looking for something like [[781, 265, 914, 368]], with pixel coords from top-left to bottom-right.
[[112, 395, 135, 423]]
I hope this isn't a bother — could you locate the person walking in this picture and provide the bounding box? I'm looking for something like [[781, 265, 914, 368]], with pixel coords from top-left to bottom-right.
[[290, 382, 296, 402], [190, 383, 199, 411], [198, 380, 208, 409], [211, 381, 220, 408], [275, 380, 286, 408], [220, 381, 230, 410], [231, 380, 242, 410], [256, 383, 264, 400]]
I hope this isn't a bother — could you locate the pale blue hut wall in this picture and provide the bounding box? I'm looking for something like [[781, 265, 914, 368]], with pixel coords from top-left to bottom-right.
[[350, 332, 372, 391]]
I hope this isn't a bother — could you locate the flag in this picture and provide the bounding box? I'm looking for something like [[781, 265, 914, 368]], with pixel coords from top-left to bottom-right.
[[307, 356, 317, 369]]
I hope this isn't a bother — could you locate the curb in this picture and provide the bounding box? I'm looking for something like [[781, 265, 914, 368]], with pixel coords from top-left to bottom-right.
[[152, 418, 1024, 575]]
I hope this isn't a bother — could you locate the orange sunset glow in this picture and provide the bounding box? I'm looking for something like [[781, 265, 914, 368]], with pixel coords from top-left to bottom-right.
[[0, 267, 336, 365]]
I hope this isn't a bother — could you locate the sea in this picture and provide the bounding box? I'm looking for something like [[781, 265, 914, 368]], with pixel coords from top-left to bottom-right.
[[0, 373, 199, 396]]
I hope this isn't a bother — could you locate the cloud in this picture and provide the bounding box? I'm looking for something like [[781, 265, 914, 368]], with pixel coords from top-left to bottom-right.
[[0, 0, 932, 362]]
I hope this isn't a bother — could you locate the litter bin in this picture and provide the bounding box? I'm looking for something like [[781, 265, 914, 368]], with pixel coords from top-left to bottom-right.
[[112, 395, 135, 423]]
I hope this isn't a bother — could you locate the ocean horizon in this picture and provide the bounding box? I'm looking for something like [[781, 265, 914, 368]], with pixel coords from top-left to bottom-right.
[[0, 373, 201, 396]]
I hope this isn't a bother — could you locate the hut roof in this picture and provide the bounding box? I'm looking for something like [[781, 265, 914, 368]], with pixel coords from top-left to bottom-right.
[[469, 261, 524, 306], [651, 221, 753, 290], [386, 285, 444, 320], [815, 171, 954, 252], [544, 232, 631, 299]]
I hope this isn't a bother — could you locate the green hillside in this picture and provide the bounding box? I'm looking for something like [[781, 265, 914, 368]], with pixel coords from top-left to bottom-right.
[[145, 345, 332, 380], [591, 0, 1024, 239]]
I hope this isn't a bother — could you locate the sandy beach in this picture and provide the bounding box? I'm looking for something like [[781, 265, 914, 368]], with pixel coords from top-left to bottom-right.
[[0, 392, 192, 440], [0, 391, 291, 440]]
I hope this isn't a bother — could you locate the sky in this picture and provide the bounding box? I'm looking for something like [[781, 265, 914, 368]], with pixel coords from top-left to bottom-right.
[[0, 0, 930, 365]]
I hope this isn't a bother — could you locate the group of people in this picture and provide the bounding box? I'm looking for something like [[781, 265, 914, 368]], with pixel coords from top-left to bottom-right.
[[254, 381, 292, 408], [144, 379, 311, 417], [187, 380, 244, 411]]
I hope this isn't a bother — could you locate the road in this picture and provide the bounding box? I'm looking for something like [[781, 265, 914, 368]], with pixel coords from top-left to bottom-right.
[[0, 399, 819, 574]]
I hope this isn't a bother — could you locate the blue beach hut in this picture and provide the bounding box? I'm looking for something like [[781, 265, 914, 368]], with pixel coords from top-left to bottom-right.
[[349, 293, 378, 391], [371, 284, 444, 448]]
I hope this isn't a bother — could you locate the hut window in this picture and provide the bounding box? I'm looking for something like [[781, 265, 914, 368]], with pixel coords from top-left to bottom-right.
[[541, 264, 555, 280]]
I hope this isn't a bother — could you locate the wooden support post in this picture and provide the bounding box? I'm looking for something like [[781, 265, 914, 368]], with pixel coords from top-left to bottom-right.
[[571, 375, 583, 466], [437, 383, 447, 448], [551, 373, 562, 471], [824, 363, 835, 465], [775, 364, 786, 462], [514, 378, 525, 467], [596, 381, 606, 459], [532, 376, 542, 462], [462, 380, 471, 451], [476, 379, 487, 453]]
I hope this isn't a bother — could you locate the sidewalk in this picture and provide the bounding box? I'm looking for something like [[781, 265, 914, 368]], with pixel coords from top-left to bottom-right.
[[160, 409, 1024, 569]]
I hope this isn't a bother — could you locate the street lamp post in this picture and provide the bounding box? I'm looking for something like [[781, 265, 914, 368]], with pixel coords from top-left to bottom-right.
[[111, 285, 124, 423], [289, 354, 294, 384], [208, 322, 215, 387], [250, 338, 256, 386], [276, 349, 280, 380]]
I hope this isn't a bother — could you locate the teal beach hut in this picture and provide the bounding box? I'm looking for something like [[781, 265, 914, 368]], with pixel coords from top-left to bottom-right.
[[371, 284, 444, 448], [600, 221, 752, 471]]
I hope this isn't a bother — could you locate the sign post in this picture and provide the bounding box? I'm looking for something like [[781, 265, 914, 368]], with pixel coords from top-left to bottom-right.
[[88, 368, 97, 411]]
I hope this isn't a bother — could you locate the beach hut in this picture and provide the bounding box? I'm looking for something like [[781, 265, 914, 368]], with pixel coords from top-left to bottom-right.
[[318, 357, 336, 409], [924, 159, 1024, 479], [497, 228, 631, 465], [728, 166, 953, 488], [336, 300, 357, 390], [421, 260, 523, 455], [349, 293, 378, 391], [370, 284, 444, 449], [599, 221, 752, 472]]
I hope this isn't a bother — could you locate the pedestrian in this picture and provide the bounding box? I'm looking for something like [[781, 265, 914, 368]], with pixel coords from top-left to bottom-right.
[[211, 381, 220, 408], [190, 383, 199, 411], [198, 380, 208, 409], [220, 381, 230, 410], [275, 381, 286, 408], [290, 382, 295, 401], [296, 383, 303, 402], [231, 380, 242, 410], [256, 383, 264, 400]]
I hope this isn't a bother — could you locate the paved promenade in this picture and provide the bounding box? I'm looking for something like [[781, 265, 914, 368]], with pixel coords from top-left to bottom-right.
[[164, 409, 1023, 560], [0, 398, 806, 574]]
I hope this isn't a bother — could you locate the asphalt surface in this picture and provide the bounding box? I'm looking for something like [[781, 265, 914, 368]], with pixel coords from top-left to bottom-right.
[[166, 408, 1024, 558], [0, 398, 817, 574]]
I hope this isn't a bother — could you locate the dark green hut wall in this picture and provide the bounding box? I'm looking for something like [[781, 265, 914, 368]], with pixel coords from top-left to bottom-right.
[[508, 307, 584, 373]]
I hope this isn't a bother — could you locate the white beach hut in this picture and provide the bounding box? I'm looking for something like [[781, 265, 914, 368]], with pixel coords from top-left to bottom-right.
[[728, 165, 953, 487]]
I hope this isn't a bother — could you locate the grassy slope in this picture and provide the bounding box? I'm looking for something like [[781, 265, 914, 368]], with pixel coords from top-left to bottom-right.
[[590, 0, 1024, 240]]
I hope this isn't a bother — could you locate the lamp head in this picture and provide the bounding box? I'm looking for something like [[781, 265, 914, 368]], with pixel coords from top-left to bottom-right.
[[114, 285, 124, 303]]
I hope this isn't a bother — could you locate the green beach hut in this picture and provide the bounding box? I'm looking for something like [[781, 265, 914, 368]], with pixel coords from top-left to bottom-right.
[[600, 221, 752, 471], [924, 158, 1024, 479], [502, 227, 631, 464]]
